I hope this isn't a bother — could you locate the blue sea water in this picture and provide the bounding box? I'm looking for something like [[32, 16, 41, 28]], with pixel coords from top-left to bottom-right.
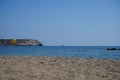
[[0, 46, 120, 59]]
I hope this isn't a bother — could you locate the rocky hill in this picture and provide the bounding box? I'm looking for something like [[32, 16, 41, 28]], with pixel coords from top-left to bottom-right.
[[0, 39, 43, 46]]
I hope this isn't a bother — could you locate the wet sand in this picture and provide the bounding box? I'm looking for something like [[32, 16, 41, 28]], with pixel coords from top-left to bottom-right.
[[0, 56, 120, 80]]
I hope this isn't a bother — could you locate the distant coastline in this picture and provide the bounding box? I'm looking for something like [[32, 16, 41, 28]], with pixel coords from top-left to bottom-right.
[[0, 39, 43, 46]]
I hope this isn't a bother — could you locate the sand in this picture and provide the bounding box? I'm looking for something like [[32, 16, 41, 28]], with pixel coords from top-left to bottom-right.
[[0, 56, 120, 80]]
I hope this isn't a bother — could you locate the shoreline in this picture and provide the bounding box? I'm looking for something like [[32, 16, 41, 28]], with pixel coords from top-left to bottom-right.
[[0, 56, 120, 80]]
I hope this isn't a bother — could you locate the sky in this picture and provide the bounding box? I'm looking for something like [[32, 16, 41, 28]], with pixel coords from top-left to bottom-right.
[[0, 0, 120, 46]]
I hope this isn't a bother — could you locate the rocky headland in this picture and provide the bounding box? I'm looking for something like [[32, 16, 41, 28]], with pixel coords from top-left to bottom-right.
[[0, 39, 43, 46]]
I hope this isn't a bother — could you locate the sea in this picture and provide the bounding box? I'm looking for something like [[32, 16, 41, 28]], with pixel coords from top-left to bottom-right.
[[0, 46, 120, 60]]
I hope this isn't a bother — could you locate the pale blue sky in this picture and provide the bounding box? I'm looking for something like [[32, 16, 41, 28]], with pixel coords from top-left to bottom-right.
[[0, 0, 120, 46]]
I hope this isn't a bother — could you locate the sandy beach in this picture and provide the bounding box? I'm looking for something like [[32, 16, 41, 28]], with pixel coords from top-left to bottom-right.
[[0, 56, 120, 80]]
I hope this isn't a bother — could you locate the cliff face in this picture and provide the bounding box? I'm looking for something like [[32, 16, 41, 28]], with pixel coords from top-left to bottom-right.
[[0, 39, 43, 46]]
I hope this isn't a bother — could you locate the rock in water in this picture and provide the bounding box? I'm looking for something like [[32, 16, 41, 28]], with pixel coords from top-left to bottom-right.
[[107, 48, 117, 50], [0, 39, 43, 46]]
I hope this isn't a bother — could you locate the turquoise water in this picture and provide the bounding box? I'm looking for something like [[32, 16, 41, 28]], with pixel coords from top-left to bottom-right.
[[0, 46, 120, 59]]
